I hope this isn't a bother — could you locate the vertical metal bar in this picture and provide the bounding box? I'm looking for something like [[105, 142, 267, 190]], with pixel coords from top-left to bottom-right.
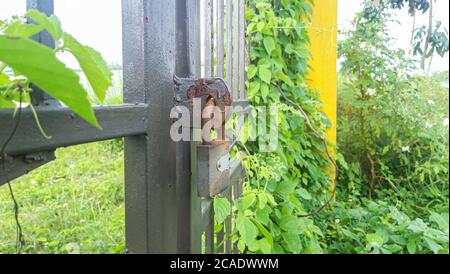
[[202, 0, 216, 254], [239, 0, 246, 100], [214, 0, 225, 254], [122, 0, 148, 254], [232, 0, 239, 100], [182, 0, 205, 254], [175, 0, 190, 253], [204, 0, 213, 77], [26, 0, 57, 105], [204, 199, 215, 254], [225, 0, 233, 88], [216, 0, 225, 78], [123, 0, 179, 254]]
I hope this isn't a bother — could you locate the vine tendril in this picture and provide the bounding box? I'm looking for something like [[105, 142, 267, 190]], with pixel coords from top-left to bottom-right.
[[0, 86, 25, 254]]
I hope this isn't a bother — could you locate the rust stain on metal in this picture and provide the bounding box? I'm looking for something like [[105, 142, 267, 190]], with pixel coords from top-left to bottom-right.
[[188, 78, 232, 145], [187, 79, 233, 107]]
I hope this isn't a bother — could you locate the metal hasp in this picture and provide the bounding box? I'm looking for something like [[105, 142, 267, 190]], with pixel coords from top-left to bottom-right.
[[197, 143, 230, 197], [186, 79, 233, 107], [177, 77, 233, 198]]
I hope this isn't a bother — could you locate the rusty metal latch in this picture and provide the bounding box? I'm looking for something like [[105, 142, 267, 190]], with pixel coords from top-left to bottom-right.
[[174, 76, 234, 197], [186, 78, 233, 108]]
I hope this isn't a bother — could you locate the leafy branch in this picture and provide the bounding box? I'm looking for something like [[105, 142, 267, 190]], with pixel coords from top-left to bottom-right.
[[0, 10, 112, 128]]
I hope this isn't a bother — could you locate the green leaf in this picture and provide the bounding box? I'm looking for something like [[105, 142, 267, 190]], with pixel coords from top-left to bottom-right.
[[306, 240, 324, 254], [0, 72, 9, 84], [257, 238, 272, 254], [282, 231, 302, 253], [236, 216, 258, 245], [257, 21, 265, 32], [424, 237, 443, 254], [263, 36, 275, 55], [260, 83, 269, 100], [259, 67, 272, 84], [255, 207, 271, 226], [248, 81, 261, 100], [252, 217, 273, 247], [275, 179, 296, 196], [48, 15, 62, 39], [0, 35, 99, 127], [265, 192, 277, 206], [63, 32, 112, 102], [26, 9, 61, 40], [214, 197, 231, 225], [429, 212, 448, 230], [280, 215, 299, 232], [276, 71, 294, 87], [408, 218, 428, 233], [237, 240, 246, 252], [247, 239, 260, 252], [407, 240, 417, 254], [239, 193, 256, 212], [3, 20, 44, 38], [258, 193, 268, 209], [247, 64, 257, 79], [298, 188, 312, 200], [0, 96, 16, 108], [285, 43, 295, 54], [366, 233, 384, 247]]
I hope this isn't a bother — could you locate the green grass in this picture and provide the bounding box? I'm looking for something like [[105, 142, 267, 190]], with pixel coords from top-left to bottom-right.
[[0, 140, 125, 254]]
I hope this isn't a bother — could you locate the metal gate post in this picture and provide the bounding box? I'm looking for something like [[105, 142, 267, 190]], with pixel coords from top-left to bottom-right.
[[122, 0, 193, 254], [174, 0, 201, 254]]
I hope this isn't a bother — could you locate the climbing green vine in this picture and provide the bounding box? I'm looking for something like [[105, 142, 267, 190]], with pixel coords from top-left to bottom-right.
[[214, 0, 335, 254]]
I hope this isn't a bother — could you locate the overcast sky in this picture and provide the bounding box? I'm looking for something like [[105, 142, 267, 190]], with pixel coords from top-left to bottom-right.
[[0, 0, 449, 72]]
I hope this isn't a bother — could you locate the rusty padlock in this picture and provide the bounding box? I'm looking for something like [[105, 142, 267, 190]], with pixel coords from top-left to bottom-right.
[[187, 79, 233, 197]]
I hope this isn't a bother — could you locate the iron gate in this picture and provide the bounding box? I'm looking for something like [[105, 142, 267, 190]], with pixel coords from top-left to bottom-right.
[[0, 0, 248, 254]]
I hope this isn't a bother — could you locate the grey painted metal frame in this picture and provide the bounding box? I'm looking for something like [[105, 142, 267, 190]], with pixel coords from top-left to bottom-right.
[[0, 105, 147, 157], [0, 152, 55, 188]]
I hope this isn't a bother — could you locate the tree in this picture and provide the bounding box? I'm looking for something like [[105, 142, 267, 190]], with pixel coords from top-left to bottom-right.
[[369, 0, 449, 74]]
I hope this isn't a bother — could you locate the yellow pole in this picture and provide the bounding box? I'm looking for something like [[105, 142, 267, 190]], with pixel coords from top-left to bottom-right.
[[307, 0, 338, 153], [307, 0, 338, 186]]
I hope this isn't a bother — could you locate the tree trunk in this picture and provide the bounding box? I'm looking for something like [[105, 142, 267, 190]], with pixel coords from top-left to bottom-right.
[[421, 0, 434, 71], [410, 6, 416, 46]]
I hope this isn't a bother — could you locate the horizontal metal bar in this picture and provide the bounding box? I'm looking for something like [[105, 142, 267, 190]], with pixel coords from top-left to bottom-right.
[[0, 151, 55, 187], [0, 104, 148, 156]]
